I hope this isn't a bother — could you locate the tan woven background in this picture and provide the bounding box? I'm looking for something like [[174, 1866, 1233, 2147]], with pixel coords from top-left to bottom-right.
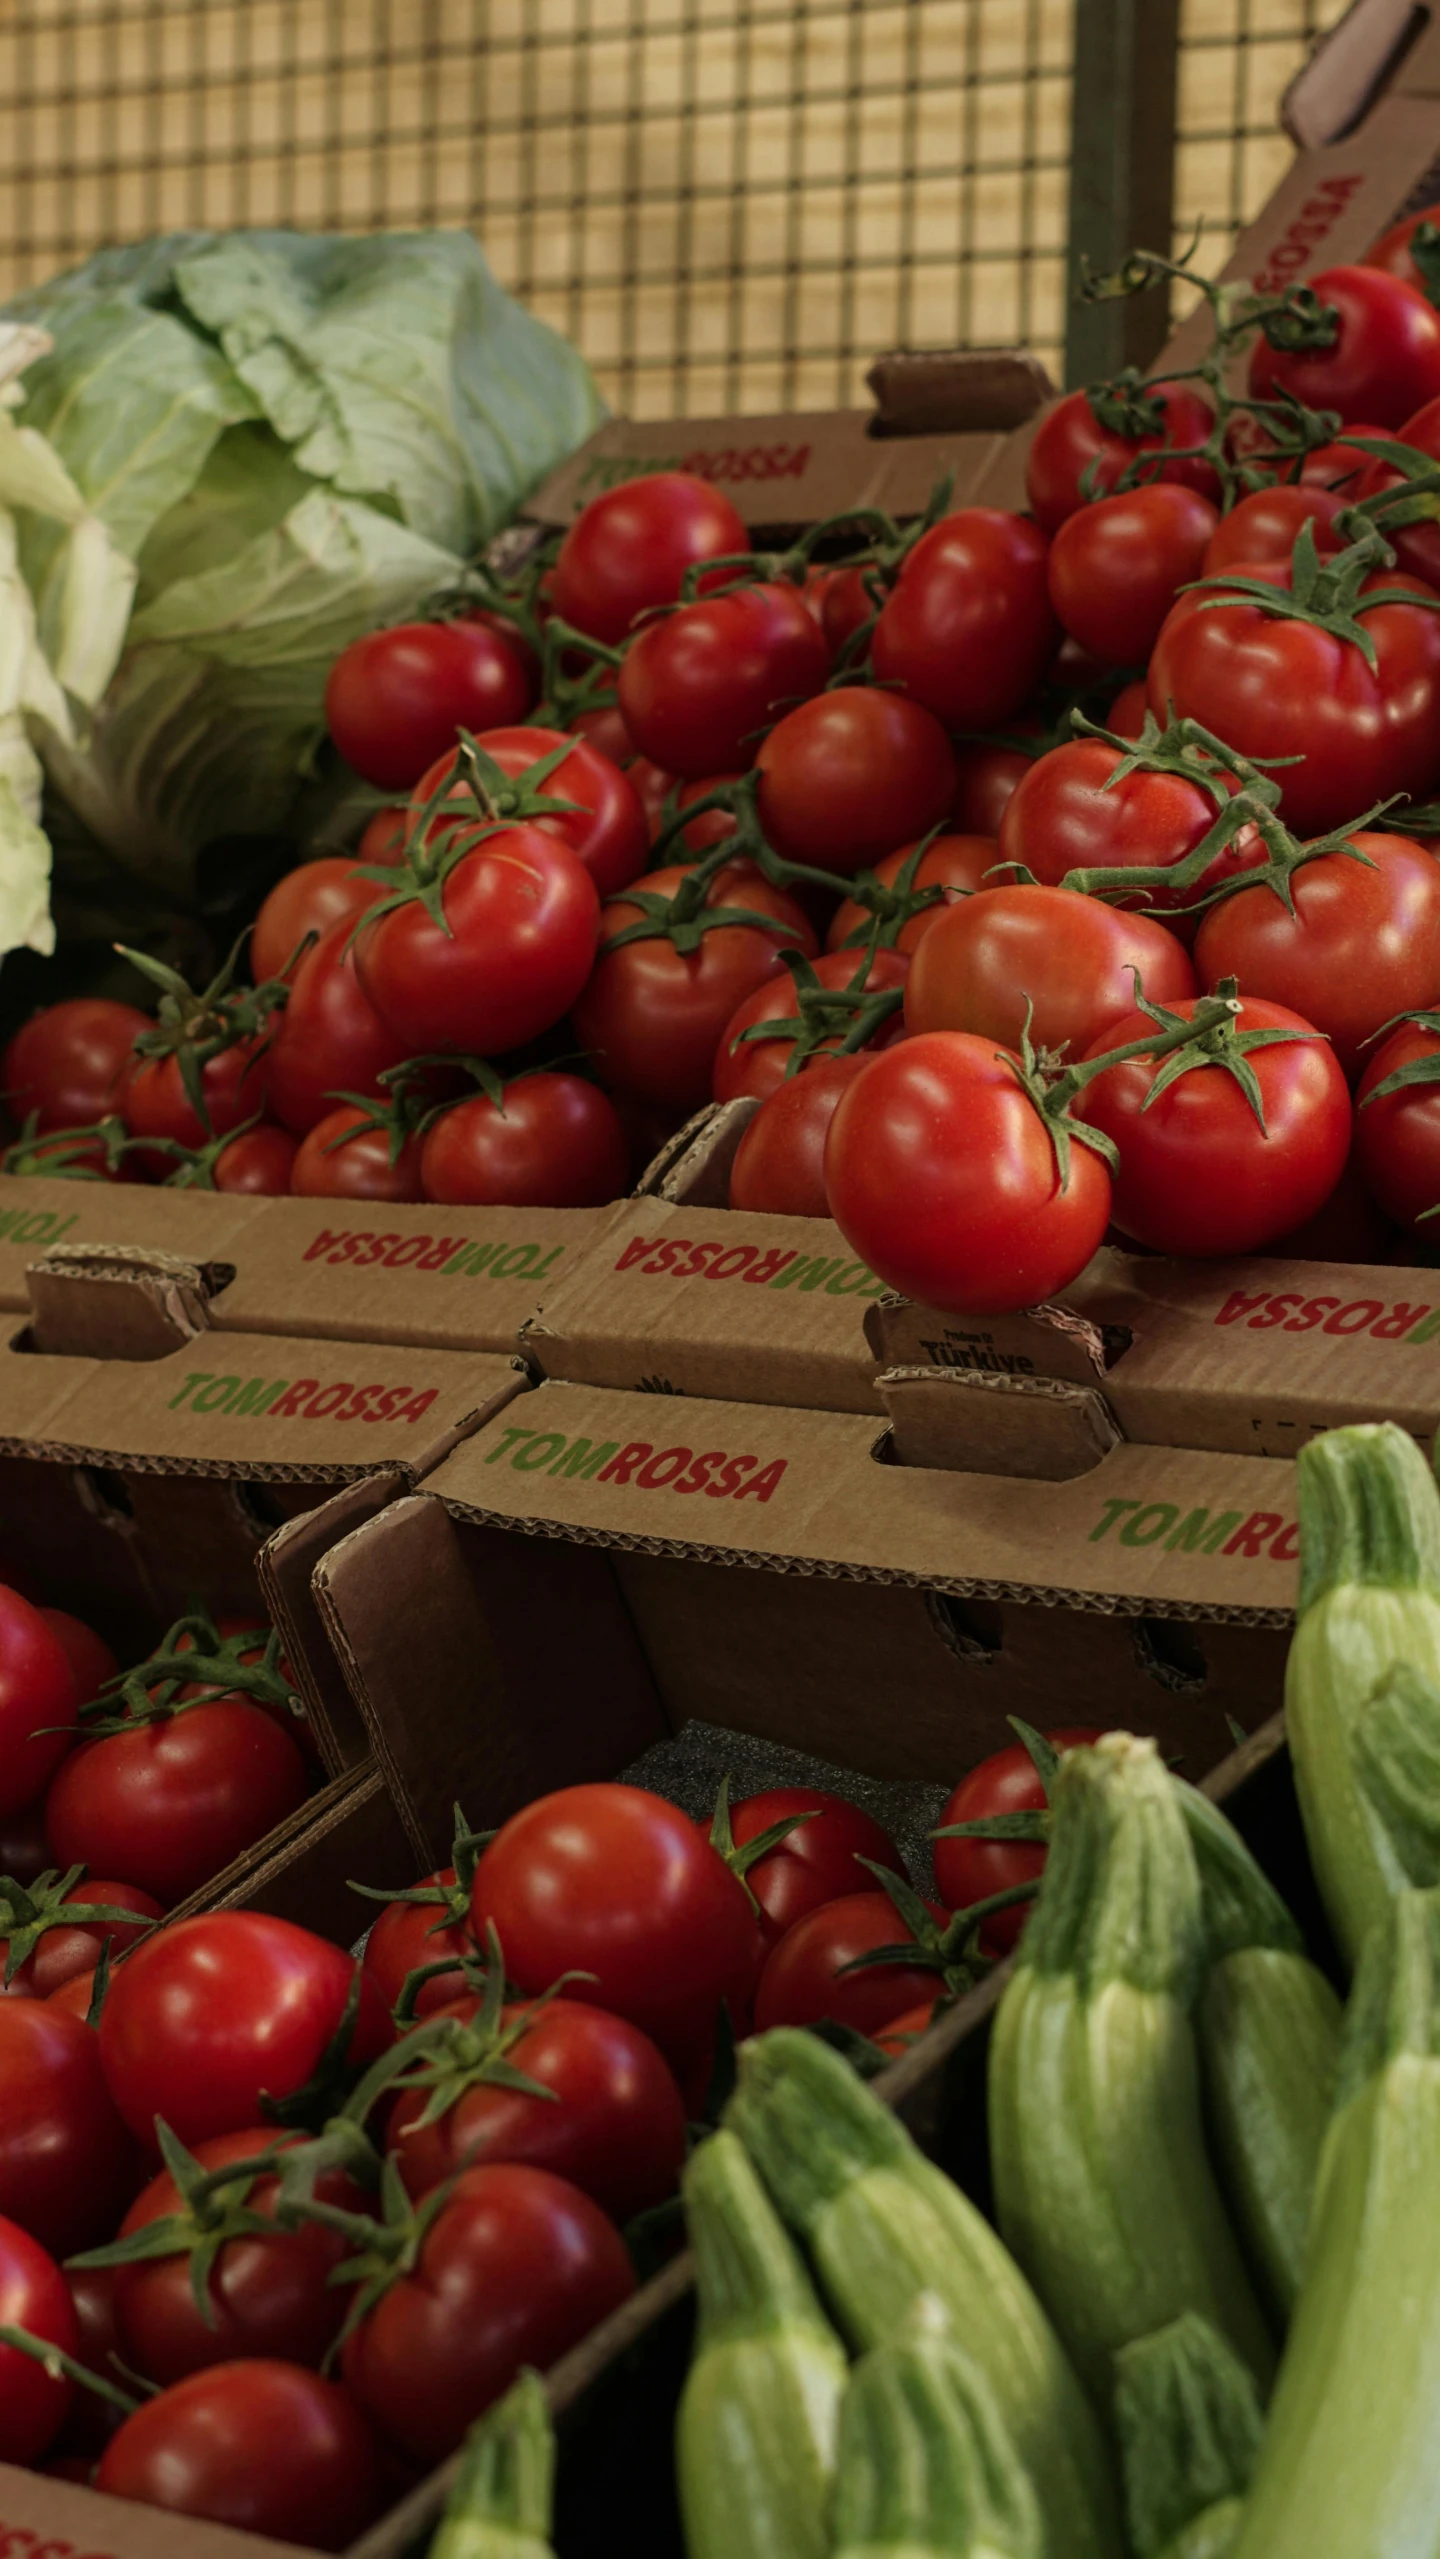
[[0, 0, 1352, 412]]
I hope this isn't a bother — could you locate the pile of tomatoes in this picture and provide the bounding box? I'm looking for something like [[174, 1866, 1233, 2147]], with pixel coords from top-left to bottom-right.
[[0, 1722, 1087, 2545]]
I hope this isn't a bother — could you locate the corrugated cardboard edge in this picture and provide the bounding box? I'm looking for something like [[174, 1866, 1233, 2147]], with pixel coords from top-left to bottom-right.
[[878, 1363, 1123, 1480], [1283, 0, 1436, 144]]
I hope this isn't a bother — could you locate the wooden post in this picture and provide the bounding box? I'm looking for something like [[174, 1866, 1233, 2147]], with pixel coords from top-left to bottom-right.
[[1064, 0, 1183, 387]]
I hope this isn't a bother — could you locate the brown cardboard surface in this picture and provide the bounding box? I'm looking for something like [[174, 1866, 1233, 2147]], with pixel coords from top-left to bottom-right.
[[880, 1364, 1123, 1480], [1285, 0, 1440, 142], [524, 1196, 888, 1412], [0, 2465, 317, 2558]]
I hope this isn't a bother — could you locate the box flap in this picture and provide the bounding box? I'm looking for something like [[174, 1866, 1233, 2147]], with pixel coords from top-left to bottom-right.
[[0, 1175, 260, 1310], [422, 1378, 1299, 1623], [865, 347, 1054, 434], [880, 1366, 1122, 1479], [27, 1243, 215, 1357], [635, 1097, 759, 1207], [0, 2461, 314, 2556]]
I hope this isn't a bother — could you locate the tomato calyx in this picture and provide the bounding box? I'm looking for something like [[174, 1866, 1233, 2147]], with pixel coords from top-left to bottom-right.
[[599, 829, 804, 956], [0, 1109, 135, 1180], [705, 1775, 819, 1909], [67, 2119, 294, 2325], [0, 1865, 161, 1986], [728, 939, 906, 1080], [1185, 517, 1440, 673], [1054, 711, 1282, 908], [1109, 972, 1329, 1135], [831, 831, 963, 952], [835, 1857, 1036, 2002], [288, 2152, 455, 2351], [120, 938, 292, 1136], [354, 1925, 585, 2133], [349, 732, 587, 941], [349, 1802, 493, 1937], [82, 1610, 305, 1741], [1083, 368, 1174, 444], [151, 1108, 271, 1189], [260, 1963, 380, 2134], [1000, 986, 1243, 1190], [673, 471, 954, 615], [1254, 285, 1343, 359], [1357, 1009, 1440, 1178]]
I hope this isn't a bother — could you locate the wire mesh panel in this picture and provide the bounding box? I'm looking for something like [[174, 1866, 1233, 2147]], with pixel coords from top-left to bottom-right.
[[1175, 0, 1355, 272]]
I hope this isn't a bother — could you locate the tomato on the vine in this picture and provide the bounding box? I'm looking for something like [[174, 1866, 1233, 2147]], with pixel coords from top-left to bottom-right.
[[290, 1103, 425, 1202], [262, 920, 408, 1137], [0, 1876, 163, 1999], [872, 509, 1058, 729], [250, 858, 383, 985], [0, 1996, 137, 2251], [355, 822, 599, 1057], [0, 1585, 77, 1818], [826, 835, 995, 956], [728, 1054, 871, 1218], [1355, 393, 1440, 589], [1046, 482, 1219, 665], [752, 1888, 944, 2037], [45, 1699, 310, 1907], [1355, 1013, 1440, 1231], [123, 1040, 271, 1171], [325, 615, 536, 791], [709, 1785, 907, 1948], [712, 949, 908, 1105], [420, 1073, 629, 1207], [951, 733, 1043, 836], [1, 998, 147, 1134], [204, 1121, 299, 1193], [933, 1728, 1102, 1955], [905, 883, 1195, 1059], [1026, 380, 1219, 532], [551, 471, 750, 644], [0, 2216, 77, 2463], [617, 580, 830, 776], [411, 726, 648, 898], [1248, 264, 1440, 427], [1201, 483, 1343, 574], [997, 735, 1240, 925], [97, 2358, 383, 2549], [1363, 201, 1440, 296], [754, 688, 957, 875]]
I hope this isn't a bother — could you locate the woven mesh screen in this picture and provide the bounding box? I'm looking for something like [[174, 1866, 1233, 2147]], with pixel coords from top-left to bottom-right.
[[0, 0, 1354, 417]]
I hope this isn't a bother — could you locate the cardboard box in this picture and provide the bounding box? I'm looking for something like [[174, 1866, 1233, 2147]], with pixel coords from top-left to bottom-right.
[[1285, 0, 1440, 145]]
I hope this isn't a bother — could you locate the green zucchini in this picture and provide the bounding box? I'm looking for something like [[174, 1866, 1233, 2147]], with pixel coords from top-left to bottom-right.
[[727, 2028, 1122, 2559], [428, 2370, 555, 2559], [988, 1735, 1275, 2399], [1153, 2504, 1244, 2559], [831, 2300, 1040, 2559], [676, 2125, 847, 2559], [1178, 1782, 1342, 2319], [1228, 1884, 1440, 2559], [1288, 1421, 1440, 1969], [1112, 2312, 1263, 2559]]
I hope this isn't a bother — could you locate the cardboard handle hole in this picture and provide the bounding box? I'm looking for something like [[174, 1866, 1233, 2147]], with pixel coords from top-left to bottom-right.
[[71, 1461, 135, 1527], [233, 1478, 291, 1536], [925, 1588, 1003, 1666], [1132, 1613, 1208, 1697]]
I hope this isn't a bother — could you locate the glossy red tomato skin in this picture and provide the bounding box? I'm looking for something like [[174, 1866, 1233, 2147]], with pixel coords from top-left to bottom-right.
[[412, 727, 649, 899], [618, 581, 830, 777], [257, 919, 408, 1137], [753, 1890, 944, 2037], [754, 689, 957, 875], [0, 1997, 137, 2251], [933, 1728, 1103, 1955], [113, 2129, 362, 2384], [251, 857, 382, 984], [1364, 200, 1440, 292], [998, 737, 1235, 925], [1248, 263, 1440, 427], [872, 510, 1058, 730], [573, 861, 817, 1111], [0, 1879, 163, 2000], [420, 1074, 630, 1208], [326, 617, 535, 791], [355, 821, 599, 1057], [99, 1911, 392, 2151], [2, 998, 148, 1134], [572, 700, 636, 766], [551, 472, 750, 644], [340, 2162, 635, 2464], [906, 883, 1195, 1060], [289, 1105, 426, 1202], [0, 1585, 77, 1819], [824, 1030, 1113, 1315], [362, 1867, 474, 2018], [38, 1606, 115, 1707], [1194, 831, 1440, 1080], [472, 1784, 760, 2076], [98, 2357, 383, 2549], [1148, 566, 1440, 838], [1047, 483, 1219, 665], [1026, 382, 1219, 532], [1355, 1019, 1440, 1230], [951, 736, 1041, 836], [388, 1996, 687, 2221], [1079, 995, 1352, 1255], [728, 1054, 872, 1217], [122, 1039, 271, 1166], [826, 835, 995, 957], [712, 950, 909, 1105], [1106, 678, 1150, 739], [1355, 394, 1440, 589], [874, 1999, 941, 2055], [1202, 483, 1343, 574], [45, 1700, 309, 1908], [717, 1787, 907, 1948], [209, 1121, 299, 1193], [0, 2216, 77, 2462], [356, 806, 410, 865]]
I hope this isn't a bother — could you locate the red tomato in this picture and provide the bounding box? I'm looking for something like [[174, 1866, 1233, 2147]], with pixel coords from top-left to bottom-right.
[[753, 1889, 944, 2037], [290, 1103, 425, 1202], [1354, 393, 1440, 590], [263, 919, 409, 1137], [1, 998, 147, 1134], [1202, 484, 1343, 574], [0, 1997, 136, 2251], [572, 699, 636, 766], [111, 2128, 364, 2383], [361, 1865, 476, 2019], [1248, 264, 1440, 427], [45, 1700, 309, 1907], [825, 836, 996, 957], [420, 1073, 629, 1207], [250, 857, 383, 984], [0, 2217, 76, 2463], [411, 727, 648, 898], [355, 806, 411, 865], [824, 1030, 1113, 1314], [1148, 563, 1440, 838], [61, 2263, 125, 2454], [617, 581, 830, 776], [714, 1786, 907, 1947], [45, 1967, 100, 2023], [1356, 1016, 1440, 1230], [326, 616, 535, 791], [0, 1585, 77, 1818], [997, 737, 1239, 924], [387, 1995, 686, 2221], [814, 562, 878, 654], [933, 1728, 1102, 1954], [1047, 483, 1218, 665], [339, 2162, 634, 2464], [872, 510, 1058, 729], [1026, 381, 1219, 532], [712, 949, 909, 1105], [906, 883, 1195, 1060], [98, 1911, 391, 2150], [354, 822, 599, 1056], [630, 753, 678, 842], [1107, 678, 1150, 738], [0, 1878, 163, 1999], [551, 472, 749, 644], [122, 1039, 271, 1169], [471, 1784, 760, 2075], [97, 2358, 383, 2549], [874, 1999, 942, 2055], [951, 735, 1042, 835], [206, 1121, 299, 1193], [728, 1054, 872, 1217], [754, 689, 957, 875], [1078, 994, 1352, 1254], [572, 860, 816, 1111], [1194, 831, 1440, 1080], [1364, 201, 1440, 295], [38, 1606, 115, 1704]]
